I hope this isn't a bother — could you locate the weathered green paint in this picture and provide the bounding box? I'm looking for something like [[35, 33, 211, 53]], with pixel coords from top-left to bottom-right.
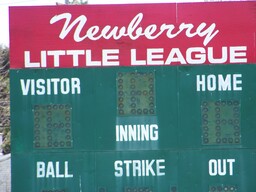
[[11, 65, 256, 191]]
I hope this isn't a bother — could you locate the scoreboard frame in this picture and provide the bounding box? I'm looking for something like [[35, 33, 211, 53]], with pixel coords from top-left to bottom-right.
[[9, 2, 256, 192]]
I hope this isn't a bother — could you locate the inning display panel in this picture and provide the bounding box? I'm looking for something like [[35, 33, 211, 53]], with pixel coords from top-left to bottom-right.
[[9, 2, 256, 192]]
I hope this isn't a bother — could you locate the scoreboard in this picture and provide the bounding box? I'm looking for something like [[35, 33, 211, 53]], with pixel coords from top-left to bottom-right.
[[9, 2, 256, 192]]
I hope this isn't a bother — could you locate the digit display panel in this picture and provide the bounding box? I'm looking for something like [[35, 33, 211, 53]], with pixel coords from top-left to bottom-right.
[[33, 104, 73, 149], [201, 100, 241, 145], [117, 72, 155, 116]]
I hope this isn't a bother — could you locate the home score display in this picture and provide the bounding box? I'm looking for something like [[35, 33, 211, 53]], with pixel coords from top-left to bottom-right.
[[10, 2, 256, 192]]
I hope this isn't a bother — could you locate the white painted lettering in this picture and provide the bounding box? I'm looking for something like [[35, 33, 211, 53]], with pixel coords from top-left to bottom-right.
[[186, 47, 206, 64], [66, 50, 85, 67], [131, 49, 146, 65], [196, 75, 205, 91], [24, 49, 120, 68], [20, 79, 31, 95], [50, 13, 219, 46], [156, 159, 165, 176], [208, 159, 236, 176], [196, 74, 242, 92], [37, 161, 45, 178], [208, 47, 228, 63], [131, 46, 247, 66], [230, 46, 247, 63], [65, 161, 73, 178], [86, 50, 101, 66], [217, 159, 227, 176], [20, 78, 81, 96], [133, 160, 141, 176], [24, 51, 40, 68], [123, 160, 132, 177], [60, 78, 70, 94], [41, 51, 47, 68], [147, 48, 164, 65], [165, 48, 187, 64], [207, 74, 216, 91], [36, 161, 73, 178], [233, 74, 242, 91], [114, 161, 123, 177], [218, 74, 231, 91], [72, 78, 81, 94], [114, 159, 165, 177], [227, 159, 235, 176], [24, 46, 248, 68], [116, 124, 158, 142], [56, 162, 64, 178], [36, 79, 46, 95], [47, 50, 66, 67], [51, 78, 60, 95], [46, 162, 55, 178], [102, 49, 119, 66]]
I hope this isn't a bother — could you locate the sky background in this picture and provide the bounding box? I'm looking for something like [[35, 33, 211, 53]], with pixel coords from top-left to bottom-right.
[[0, 0, 239, 47]]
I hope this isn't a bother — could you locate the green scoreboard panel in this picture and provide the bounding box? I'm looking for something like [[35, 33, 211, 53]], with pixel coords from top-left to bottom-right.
[[11, 65, 256, 192]]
